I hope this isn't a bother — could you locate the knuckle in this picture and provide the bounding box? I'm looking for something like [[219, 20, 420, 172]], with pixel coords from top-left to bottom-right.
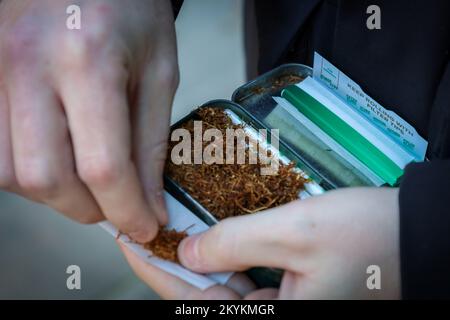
[[78, 157, 128, 189], [79, 6, 113, 44], [100, 62, 129, 88], [208, 220, 237, 263], [155, 59, 180, 91], [62, 24, 112, 69], [63, 38, 98, 69], [3, 25, 39, 66], [16, 168, 59, 198]]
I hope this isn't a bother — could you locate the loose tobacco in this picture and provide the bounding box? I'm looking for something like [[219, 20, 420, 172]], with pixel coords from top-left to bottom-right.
[[143, 228, 188, 263], [165, 107, 307, 220]]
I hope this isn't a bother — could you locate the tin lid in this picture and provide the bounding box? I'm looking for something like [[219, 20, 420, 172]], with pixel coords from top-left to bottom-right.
[[231, 64, 383, 189]]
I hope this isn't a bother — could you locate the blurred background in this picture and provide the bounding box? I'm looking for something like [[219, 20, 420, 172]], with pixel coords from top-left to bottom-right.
[[0, 0, 245, 299]]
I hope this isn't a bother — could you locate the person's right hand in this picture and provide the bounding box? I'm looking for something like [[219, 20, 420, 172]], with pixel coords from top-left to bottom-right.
[[121, 187, 401, 299], [0, 0, 179, 242]]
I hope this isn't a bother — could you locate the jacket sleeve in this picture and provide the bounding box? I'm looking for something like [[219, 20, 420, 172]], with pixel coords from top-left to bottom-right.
[[399, 160, 450, 299], [399, 48, 450, 299]]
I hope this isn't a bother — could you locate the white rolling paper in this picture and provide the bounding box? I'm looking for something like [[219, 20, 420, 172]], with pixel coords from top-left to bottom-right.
[[98, 191, 233, 291]]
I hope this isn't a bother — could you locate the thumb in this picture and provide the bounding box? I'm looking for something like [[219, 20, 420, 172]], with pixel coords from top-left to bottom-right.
[[177, 200, 310, 273]]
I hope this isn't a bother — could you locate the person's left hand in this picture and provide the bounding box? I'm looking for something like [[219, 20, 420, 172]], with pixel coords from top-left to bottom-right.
[[120, 187, 401, 299]]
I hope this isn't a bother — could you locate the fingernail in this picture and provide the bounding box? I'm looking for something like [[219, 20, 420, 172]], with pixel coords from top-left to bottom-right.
[[130, 223, 158, 243], [129, 230, 147, 243], [178, 233, 203, 270]]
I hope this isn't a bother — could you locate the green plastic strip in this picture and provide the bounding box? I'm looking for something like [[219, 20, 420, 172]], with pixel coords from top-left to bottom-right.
[[281, 85, 403, 186]]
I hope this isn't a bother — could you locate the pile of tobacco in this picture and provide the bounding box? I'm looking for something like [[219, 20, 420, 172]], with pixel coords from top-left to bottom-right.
[[165, 107, 307, 220], [143, 228, 187, 263]]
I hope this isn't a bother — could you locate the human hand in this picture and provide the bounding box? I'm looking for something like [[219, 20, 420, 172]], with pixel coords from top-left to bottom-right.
[[120, 187, 401, 299], [0, 0, 179, 242]]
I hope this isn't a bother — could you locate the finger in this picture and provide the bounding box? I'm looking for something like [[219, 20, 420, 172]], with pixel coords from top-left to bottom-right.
[[244, 288, 279, 300], [178, 200, 313, 273], [59, 63, 159, 242], [119, 241, 240, 300], [8, 77, 103, 223], [278, 271, 309, 299], [225, 273, 257, 297], [0, 85, 18, 193], [132, 44, 179, 226]]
